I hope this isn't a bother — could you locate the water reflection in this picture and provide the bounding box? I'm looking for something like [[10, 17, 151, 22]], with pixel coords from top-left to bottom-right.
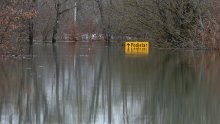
[[0, 44, 220, 124]]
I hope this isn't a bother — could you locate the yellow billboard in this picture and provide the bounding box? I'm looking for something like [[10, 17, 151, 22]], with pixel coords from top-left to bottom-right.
[[125, 42, 149, 56]]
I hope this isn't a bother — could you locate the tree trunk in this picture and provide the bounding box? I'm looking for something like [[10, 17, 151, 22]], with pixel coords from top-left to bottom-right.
[[29, 0, 36, 45], [74, 1, 77, 25], [52, 4, 61, 44], [96, 0, 112, 45], [96, 1, 108, 40], [29, 20, 34, 45]]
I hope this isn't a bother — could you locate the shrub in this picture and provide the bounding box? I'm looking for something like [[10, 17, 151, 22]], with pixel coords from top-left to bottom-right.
[[123, 0, 211, 48]]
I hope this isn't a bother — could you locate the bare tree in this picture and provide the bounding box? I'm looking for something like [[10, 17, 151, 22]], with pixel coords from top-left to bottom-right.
[[52, 0, 76, 43], [28, 0, 37, 45], [121, 0, 211, 47], [94, 0, 113, 44]]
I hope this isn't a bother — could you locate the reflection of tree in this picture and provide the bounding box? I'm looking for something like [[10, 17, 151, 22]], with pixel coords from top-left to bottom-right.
[[17, 55, 25, 124], [75, 48, 83, 124], [0, 60, 9, 122], [88, 47, 113, 124], [1, 45, 220, 124], [119, 50, 214, 124], [143, 52, 198, 124], [88, 47, 104, 123], [122, 75, 129, 124], [0, 95, 3, 122], [107, 47, 112, 124], [53, 44, 62, 123]]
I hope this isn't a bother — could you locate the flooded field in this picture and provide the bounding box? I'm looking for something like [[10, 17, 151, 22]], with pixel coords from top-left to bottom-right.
[[0, 43, 220, 124]]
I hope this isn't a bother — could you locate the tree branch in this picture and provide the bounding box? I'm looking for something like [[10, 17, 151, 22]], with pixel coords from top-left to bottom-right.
[[59, 5, 76, 15], [60, 0, 69, 5]]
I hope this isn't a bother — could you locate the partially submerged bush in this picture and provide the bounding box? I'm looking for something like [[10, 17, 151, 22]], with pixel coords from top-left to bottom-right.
[[197, 0, 220, 49], [0, 41, 25, 56], [68, 23, 81, 41], [123, 0, 211, 48], [154, 0, 210, 48], [197, 19, 219, 49], [0, 1, 37, 55]]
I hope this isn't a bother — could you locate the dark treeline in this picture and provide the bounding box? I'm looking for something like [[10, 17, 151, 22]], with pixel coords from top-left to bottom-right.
[[0, 0, 219, 52]]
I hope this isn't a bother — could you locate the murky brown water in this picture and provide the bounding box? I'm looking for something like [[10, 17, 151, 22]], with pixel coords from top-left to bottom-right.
[[0, 43, 220, 124]]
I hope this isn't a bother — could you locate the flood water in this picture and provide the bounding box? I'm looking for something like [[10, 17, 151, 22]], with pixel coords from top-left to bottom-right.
[[0, 43, 220, 124]]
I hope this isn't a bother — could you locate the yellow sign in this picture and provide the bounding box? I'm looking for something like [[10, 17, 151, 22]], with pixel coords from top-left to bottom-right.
[[125, 42, 149, 56]]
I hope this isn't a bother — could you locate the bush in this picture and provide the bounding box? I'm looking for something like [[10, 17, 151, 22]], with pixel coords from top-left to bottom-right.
[[0, 2, 37, 55], [123, 0, 211, 48], [68, 23, 81, 41]]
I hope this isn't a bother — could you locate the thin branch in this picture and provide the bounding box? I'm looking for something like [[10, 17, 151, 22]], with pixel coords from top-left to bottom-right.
[[59, 5, 76, 15], [60, 0, 69, 5]]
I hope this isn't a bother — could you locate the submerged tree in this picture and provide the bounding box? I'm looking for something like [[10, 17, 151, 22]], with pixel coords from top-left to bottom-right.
[[52, 0, 76, 43], [0, 1, 38, 54], [120, 0, 211, 48]]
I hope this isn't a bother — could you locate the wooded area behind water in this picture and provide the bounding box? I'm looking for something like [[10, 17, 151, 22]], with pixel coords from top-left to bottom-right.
[[0, 0, 220, 55]]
